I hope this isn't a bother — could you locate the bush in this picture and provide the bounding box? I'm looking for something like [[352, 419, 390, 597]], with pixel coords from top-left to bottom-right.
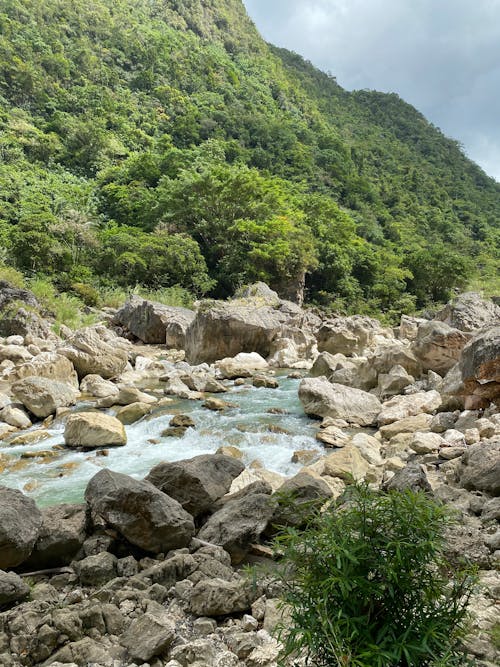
[[273, 484, 476, 667]]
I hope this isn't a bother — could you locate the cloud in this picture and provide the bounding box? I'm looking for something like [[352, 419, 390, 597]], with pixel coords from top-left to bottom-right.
[[243, 0, 500, 180]]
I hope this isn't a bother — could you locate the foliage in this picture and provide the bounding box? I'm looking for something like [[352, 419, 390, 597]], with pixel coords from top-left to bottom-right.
[[273, 484, 476, 666]]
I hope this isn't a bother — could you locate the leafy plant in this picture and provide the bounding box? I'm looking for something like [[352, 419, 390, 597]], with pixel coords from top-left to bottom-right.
[[273, 484, 476, 667]]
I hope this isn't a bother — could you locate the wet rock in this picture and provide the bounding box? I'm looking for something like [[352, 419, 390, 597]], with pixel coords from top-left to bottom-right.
[[169, 414, 195, 428], [64, 412, 127, 448], [0, 570, 30, 606], [459, 441, 500, 495], [12, 376, 79, 418], [26, 503, 86, 568], [85, 469, 195, 553], [146, 454, 244, 517], [203, 397, 237, 411], [0, 486, 42, 568], [252, 375, 279, 389], [299, 377, 381, 426], [115, 401, 152, 425]]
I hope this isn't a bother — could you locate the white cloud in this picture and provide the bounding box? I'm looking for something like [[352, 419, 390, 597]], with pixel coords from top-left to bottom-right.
[[243, 0, 500, 181]]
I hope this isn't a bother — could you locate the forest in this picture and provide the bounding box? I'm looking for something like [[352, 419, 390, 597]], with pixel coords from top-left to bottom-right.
[[1, 0, 499, 320]]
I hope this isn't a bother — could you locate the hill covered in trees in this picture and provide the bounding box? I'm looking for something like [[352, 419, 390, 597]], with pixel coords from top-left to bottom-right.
[[1, 0, 499, 318]]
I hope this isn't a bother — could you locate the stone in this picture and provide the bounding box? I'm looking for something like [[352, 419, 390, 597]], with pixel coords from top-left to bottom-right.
[[459, 441, 500, 495], [0, 570, 30, 606], [115, 401, 152, 425], [430, 411, 458, 433], [79, 374, 119, 398], [409, 432, 444, 454], [169, 414, 195, 428], [378, 391, 442, 425], [43, 637, 114, 666], [377, 413, 433, 439], [291, 449, 321, 465], [98, 385, 157, 407], [12, 376, 79, 418], [316, 425, 350, 448], [26, 503, 86, 568], [216, 445, 244, 459], [12, 352, 78, 387], [59, 326, 129, 379], [323, 445, 371, 481], [435, 292, 500, 332], [64, 412, 126, 448], [121, 611, 175, 661], [413, 321, 470, 375], [252, 375, 279, 388], [377, 365, 414, 398], [0, 485, 42, 568], [215, 352, 269, 379], [75, 551, 117, 585], [383, 463, 432, 493], [189, 577, 257, 616], [203, 397, 237, 411], [114, 295, 195, 346], [299, 377, 381, 426], [273, 472, 332, 527], [316, 315, 387, 356], [460, 326, 500, 407], [163, 375, 196, 399], [0, 405, 31, 428], [85, 469, 195, 552], [371, 343, 422, 378], [197, 492, 274, 562], [350, 432, 383, 465], [146, 454, 244, 517]]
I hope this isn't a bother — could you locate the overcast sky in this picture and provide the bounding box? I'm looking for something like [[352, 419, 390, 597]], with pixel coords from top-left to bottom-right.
[[243, 0, 500, 181]]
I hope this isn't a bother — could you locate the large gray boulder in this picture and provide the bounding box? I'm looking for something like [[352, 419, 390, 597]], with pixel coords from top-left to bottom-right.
[[85, 469, 195, 553], [412, 321, 470, 375], [64, 412, 127, 449], [26, 504, 87, 568], [197, 492, 274, 562], [299, 377, 381, 426], [459, 326, 500, 408], [189, 577, 257, 616], [12, 376, 79, 418], [316, 315, 389, 357], [0, 570, 30, 606], [145, 455, 244, 517], [120, 611, 175, 662], [458, 441, 500, 496], [114, 296, 195, 347], [59, 326, 129, 379], [435, 292, 500, 332], [0, 486, 42, 569]]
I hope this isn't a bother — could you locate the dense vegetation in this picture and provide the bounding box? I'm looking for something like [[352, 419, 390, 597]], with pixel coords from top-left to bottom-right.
[[1, 0, 499, 318]]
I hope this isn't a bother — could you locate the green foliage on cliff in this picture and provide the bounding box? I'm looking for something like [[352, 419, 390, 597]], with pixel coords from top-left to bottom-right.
[[1, 0, 498, 314]]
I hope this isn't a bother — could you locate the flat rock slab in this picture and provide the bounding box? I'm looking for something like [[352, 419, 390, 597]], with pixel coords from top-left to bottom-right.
[[64, 412, 127, 448]]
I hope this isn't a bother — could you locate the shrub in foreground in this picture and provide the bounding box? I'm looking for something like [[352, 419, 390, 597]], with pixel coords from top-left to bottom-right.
[[273, 484, 476, 666]]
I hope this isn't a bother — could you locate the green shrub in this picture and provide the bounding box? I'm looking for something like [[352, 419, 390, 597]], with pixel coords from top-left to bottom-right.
[[273, 484, 476, 667], [70, 282, 100, 307]]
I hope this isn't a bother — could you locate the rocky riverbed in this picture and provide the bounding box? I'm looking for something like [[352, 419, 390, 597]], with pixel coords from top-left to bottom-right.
[[0, 282, 499, 666]]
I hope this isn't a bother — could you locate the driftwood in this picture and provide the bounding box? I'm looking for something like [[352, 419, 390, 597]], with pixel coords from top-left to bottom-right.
[[20, 566, 73, 578]]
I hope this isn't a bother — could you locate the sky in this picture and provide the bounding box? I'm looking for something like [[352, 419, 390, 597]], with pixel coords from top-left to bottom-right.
[[243, 0, 500, 181]]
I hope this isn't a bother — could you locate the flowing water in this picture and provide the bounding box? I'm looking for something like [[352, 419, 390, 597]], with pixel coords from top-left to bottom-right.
[[0, 375, 321, 507]]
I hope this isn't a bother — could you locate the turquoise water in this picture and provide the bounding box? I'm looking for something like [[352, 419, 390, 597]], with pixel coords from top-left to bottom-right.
[[0, 375, 321, 507]]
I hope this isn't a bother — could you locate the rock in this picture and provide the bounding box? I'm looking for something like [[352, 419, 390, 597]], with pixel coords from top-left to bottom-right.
[[316, 425, 350, 448], [299, 377, 381, 426], [0, 405, 31, 428], [163, 375, 196, 399], [169, 414, 195, 428], [115, 401, 152, 425], [460, 326, 500, 408], [459, 441, 500, 495], [59, 326, 129, 379], [75, 551, 117, 585], [377, 365, 414, 398], [197, 493, 274, 562], [85, 469, 195, 552], [44, 637, 114, 666], [316, 315, 388, 356], [189, 577, 257, 616], [399, 314, 427, 341], [235, 282, 281, 304], [0, 486, 42, 568], [409, 431, 444, 454], [378, 390, 442, 425], [0, 344, 33, 364], [273, 472, 332, 526], [383, 463, 432, 493], [252, 375, 279, 389], [26, 504, 87, 568], [215, 352, 269, 379], [413, 321, 469, 375], [12, 352, 78, 387], [371, 343, 422, 378], [146, 454, 245, 517], [435, 292, 500, 332], [64, 412, 127, 448], [216, 445, 244, 459], [323, 445, 371, 481], [0, 570, 30, 606], [350, 432, 383, 465], [121, 611, 175, 661], [311, 352, 378, 391], [12, 376, 79, 418], [80, 374, 118, 398], [114, 295, 195, 346], [203, 397, 237, 411], [291, 449, 321, 465], [430, 411, 458, 433], [98, 384, 157, 407]]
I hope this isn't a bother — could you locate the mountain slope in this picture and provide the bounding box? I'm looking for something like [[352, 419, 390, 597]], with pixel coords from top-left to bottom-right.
[[0, 0, 498, 316]]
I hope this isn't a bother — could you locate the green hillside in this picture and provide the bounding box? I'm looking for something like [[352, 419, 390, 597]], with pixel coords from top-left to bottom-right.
[[0, 0, 498, 318]]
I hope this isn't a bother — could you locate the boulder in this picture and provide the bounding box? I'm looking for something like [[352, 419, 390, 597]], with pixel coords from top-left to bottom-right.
[[459, 326, 500, 408], [115, 402, 152, 425], [0, 570, 30, 606], [75, 551, 117, 585], [0, 344, 32, 363], [0, 306, 54, 340], [311, 352, 378, 391], [458, 441, 500, 495], [299, 377, 381, 426], [253, 375, 279, 388], [59, 327, 129, 379], [85, 469, 195, 552], [12, 376, 79, 418], [197, 492, 274, 562], [11, 352, 78, 387], [145, 454, 244, 517], [0, 405, 31, 428], [272, 472, 332, 528], [80, 375, 118, 399], [316, 315, 389, 356], [26, 504, 87, 568], [383, 463, 432, 493], [378, 391, 442, 425], [435, 292, 500, 332], [215, 352, 269, 379], [121, 611, 175, 662], [189, 577, 257, 616], [0, 486, 42, 569], [412, 321, 469, 375], [370, 342, 422, 378], [322, 445, 371, 481], [350, 432, 383, 465], [114, 295, 195, 346], [64, 412, 126, 448], [377, 365, 414, 398]]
